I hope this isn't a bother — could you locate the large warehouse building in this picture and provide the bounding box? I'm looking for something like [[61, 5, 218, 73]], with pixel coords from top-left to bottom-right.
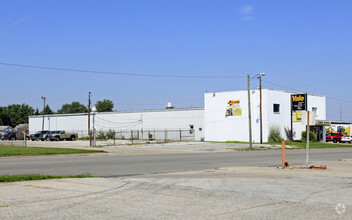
[[29, 89, 327, 142], [29, 107, 205, 141]]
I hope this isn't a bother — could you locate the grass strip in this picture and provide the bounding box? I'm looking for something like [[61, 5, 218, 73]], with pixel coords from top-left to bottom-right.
[[0, 146, 105, 157], [289, 141, 352, 149], [0, 173, 93, 182], [212, 140, 352, 149]]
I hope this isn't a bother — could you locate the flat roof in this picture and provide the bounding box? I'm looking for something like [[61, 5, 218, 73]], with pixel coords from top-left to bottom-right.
[[28, 107, 204, 118], [205, 88, 325, 97]]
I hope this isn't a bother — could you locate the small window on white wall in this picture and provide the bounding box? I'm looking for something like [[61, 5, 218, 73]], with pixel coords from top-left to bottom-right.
[[312, 107, 318, 117], [273, 104, 280, 113]]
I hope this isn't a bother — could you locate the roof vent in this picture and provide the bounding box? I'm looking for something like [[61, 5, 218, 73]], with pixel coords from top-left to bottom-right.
[[166, 102, 174, 109]]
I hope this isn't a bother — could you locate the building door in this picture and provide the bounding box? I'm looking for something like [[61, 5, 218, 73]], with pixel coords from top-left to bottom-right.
[[311, 126, 324, 142]]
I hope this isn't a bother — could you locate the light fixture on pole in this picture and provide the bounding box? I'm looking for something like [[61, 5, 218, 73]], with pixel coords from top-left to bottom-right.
[[247, 72, 266, 149]]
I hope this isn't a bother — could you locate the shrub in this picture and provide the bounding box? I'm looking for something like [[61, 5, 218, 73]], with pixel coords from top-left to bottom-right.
[[77, 136, 90, 141], [106, 129, 115, 139], [97, 130, 106, 139], [268, 126, 284, 142], [148, 134, 153, 141], [301, 131, 317, 141]]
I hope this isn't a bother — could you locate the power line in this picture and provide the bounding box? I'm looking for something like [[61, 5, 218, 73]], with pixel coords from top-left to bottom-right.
[[262, 79, 352, 104], [0, 62, 245, 79]]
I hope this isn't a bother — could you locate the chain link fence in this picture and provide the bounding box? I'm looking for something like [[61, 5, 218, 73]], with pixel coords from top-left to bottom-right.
[[89, 129, 195, 145], [3, 129, 196, 146]]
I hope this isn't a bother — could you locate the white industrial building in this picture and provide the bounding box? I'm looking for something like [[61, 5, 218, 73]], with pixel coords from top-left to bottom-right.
[[29, 89, 327, 142], [205, 89, 326, 142], [29, 108, 205, 141]]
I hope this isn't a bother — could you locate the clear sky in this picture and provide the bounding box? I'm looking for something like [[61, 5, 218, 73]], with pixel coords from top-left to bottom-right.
[[1, 0, 351, 121]]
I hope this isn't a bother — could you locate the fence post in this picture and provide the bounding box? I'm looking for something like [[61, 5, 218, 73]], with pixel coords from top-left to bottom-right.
[[113, 130, 116, 145], [131, 130, 133, 145], [137, 130, 139, 140], [23, 130, 27, 147], [141, 129, 143, 140], [93, 128, 96, 146], [164, 129, 167, 143], [179, 129, 182, 142], [154, 129, 156, 141]]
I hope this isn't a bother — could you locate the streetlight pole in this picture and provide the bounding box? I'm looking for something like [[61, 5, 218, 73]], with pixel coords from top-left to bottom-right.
[[247, 73, 266, 149], [88, 92, 91, 145], [92, 106, 97, 146], [41, 96, 46, 131], [259, 75, 263, 144], [247, 74, 252, 149]]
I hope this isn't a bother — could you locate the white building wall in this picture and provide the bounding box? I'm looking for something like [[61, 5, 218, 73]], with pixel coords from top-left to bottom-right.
[[205, 89, 326, 142], [204, 90, 254, 142], [29, 108, 205, 141]]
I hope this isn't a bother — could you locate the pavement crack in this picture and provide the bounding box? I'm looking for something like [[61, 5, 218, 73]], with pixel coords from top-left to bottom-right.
[[294, 185, 352, 204], [9, 182, 131, 207]]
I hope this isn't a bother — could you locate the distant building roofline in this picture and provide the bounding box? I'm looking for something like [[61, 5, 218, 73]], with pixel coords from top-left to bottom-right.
[[205, 88, 325, 97], [28, 107, 204, 118]]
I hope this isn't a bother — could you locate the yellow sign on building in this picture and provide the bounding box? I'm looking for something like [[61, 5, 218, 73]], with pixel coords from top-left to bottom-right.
[[293, 112, 302, 122], [233, 108, 242, 116], [227, 100, 240, 106], [225, 108, 242, 116]]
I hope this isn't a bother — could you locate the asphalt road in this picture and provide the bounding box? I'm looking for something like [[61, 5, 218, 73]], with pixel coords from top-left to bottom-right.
[[1, 148, 352, 176]]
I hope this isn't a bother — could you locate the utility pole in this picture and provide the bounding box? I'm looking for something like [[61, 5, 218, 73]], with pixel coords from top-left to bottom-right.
[[247, 74, 252, 149], [305, 111, 310, 168], [41, 96, 46, 131], [88, 92, 91, 145], [259, 75, 263, 144]]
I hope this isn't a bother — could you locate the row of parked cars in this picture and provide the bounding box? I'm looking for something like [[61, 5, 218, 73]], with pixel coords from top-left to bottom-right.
[[326, 133, 352, 143], [30, 130, 78, 141]]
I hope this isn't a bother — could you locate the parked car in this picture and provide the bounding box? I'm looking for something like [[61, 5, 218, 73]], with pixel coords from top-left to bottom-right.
[[48, 130, 78, 141], [30, 130, 49, 141], [326, 133, 343, 143], [0, 132, 16, 140], [39, 131, 54, 141], [341, 135, 352, 144], [0, 132, 6, 140], [0, 132, 8, 140]]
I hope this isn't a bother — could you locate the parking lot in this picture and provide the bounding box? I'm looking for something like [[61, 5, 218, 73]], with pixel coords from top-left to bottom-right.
[[0, 159, 351, 219]]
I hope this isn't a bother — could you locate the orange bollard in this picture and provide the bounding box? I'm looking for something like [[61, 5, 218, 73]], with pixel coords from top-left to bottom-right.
[[282, 141, 285, 168], [309, 165, 327, 169]]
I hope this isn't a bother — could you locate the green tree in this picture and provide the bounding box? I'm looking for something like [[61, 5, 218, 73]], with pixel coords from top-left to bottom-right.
[[95, 99, 114, 112], [39, 104, 55, 115], [0, 104, 34, 127], [34, 108, 40, 115], [57, 102, 88, 114]]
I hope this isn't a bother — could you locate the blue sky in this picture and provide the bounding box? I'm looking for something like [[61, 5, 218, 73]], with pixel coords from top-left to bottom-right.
[[1, 0, 351, 121]]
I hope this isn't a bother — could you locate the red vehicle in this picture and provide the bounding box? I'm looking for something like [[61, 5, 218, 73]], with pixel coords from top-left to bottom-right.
[[326, 133, 343, 143]]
